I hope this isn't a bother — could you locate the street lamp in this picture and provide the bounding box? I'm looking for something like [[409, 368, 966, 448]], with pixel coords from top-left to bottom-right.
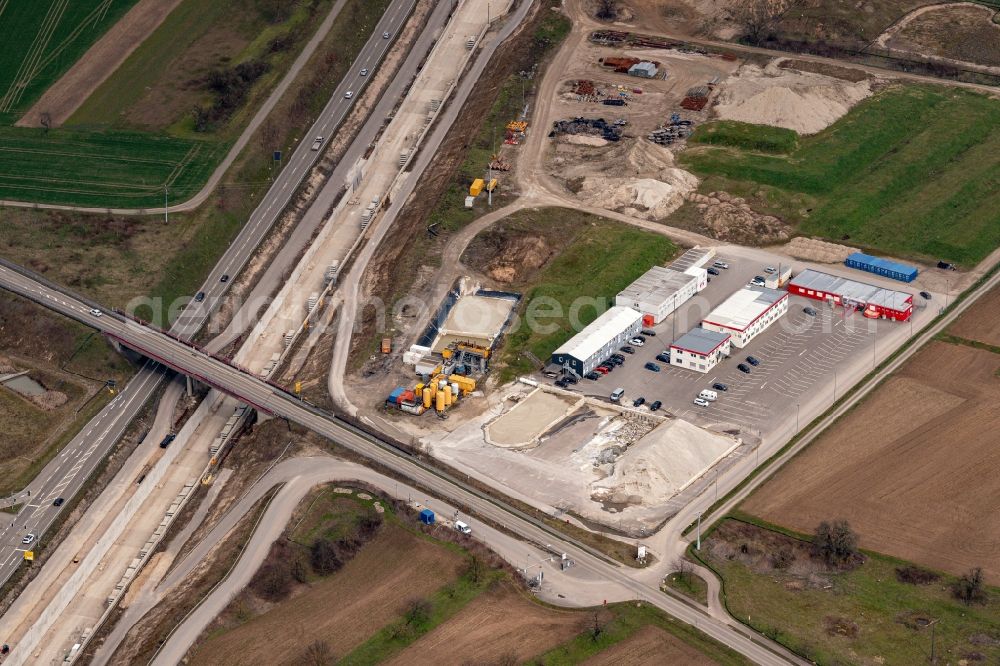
[[696, 512, 702, 550]]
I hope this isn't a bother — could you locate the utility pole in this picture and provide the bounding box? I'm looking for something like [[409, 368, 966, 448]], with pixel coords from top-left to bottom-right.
[[164, 186, 168, 224]]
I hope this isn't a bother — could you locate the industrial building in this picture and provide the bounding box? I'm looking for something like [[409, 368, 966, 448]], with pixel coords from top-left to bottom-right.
[[670, 327, 732, 373], [628, 61, 658, 78], [789, 269, 914, 321], [845, 252, 918, 283], [702, 286, 788, 348], [549, 306, 642, 376], [615, 266, 699, 325], [667, 246, 715, 282]]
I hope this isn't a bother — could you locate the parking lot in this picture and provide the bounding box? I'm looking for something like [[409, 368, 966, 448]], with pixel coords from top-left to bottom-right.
[[539, 251, 913, 440]]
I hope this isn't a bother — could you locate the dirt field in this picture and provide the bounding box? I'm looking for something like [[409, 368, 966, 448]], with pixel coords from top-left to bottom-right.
[[18, 0, 185, 127], [743, 340, 1000, 582], [188, 523, 465, 665], [385, 581, 582, 665], [948, 283, 1000, 347], [582, 624, 720, 665], [881, 3, 1000, 69]]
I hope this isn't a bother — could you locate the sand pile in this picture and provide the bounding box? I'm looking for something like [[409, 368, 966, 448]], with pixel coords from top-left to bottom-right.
[[714, 63, 872, 134], [591, 419, 736, 506], [784, 237, 858, 263], [560, 139, 700, 220]]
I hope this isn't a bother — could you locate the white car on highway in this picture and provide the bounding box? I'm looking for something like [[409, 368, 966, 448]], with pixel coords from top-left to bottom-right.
[[344, 91, 353, 99], [21, 534, 35, 546], [89, 308, 102, 317], [360, 68, 368, 76]]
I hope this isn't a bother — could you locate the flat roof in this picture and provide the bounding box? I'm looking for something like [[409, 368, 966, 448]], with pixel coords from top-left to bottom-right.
[[616, 266, 695, 307], [552, 306, 642, 361], [790, 269, 913, 311], [667, 247, 714, 272], [671, 327, 730, 355], [703, 286, 786, 332], [846, 252, 918, 277]]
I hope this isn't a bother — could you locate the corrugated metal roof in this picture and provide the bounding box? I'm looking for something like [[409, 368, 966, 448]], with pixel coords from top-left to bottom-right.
[[671, 327, 730, 355], [703, 286, 786, 332], [790, 269, 913, 311], [667, 247, 714, 272], [845, 252, 918, 278], [616, 266, 695, 307], [552, 306, 642, 361]]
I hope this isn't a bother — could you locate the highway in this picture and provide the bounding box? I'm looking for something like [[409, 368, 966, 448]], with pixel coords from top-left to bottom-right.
[[0, 263, 805, 666], [0, 0, 414, 594]]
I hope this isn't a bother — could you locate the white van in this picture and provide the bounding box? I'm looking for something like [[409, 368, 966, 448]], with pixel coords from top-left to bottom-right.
[[698, 389, 718, 402], [454, 520, 471, 535], [610, 388, 625, 403]]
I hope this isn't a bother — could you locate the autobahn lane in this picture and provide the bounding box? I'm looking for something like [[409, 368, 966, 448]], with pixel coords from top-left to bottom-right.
[[0, 1, 413, 594], [0, 265, 806, 666]]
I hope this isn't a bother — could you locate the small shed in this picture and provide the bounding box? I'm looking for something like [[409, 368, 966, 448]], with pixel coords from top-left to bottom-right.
[[419, 509, 435, 525], [628, 62, 658, 78]]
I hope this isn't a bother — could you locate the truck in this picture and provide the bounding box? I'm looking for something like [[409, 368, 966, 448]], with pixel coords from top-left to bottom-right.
[[159, 433, 176, 449], [454, 520, 472, 535]]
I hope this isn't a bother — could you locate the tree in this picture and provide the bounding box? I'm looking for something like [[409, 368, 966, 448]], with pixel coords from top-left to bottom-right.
[[725, 0, 806, 45], [310, 538, 342, 576], [299, 640, 336, 666], [595, 0, 618, 20], [405, 597, 433, 626], [953, 567, 986, 605], [39, 112, 51, 132], [589, 611, 604, 641], [812, 520, 858, 566], [250, 561, 292, 601], [467, 554, 485, 584]]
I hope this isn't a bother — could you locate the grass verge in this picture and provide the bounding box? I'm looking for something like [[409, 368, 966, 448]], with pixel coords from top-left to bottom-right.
[[681, 85, 1000, 266], [689, 120, 798, 153]]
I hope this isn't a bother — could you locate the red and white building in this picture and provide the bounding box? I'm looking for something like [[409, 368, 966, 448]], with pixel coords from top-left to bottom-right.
[[670, 327, 732, 373], [788, 269, 913, 321], [701, 286, 789, 348]]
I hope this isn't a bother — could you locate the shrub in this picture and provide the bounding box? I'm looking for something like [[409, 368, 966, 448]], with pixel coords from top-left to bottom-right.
[[812, 520, 859, 567]]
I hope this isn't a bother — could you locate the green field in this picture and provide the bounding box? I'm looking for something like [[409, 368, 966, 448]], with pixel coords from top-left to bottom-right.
[[0, 0, 140, 123], [681, 85, 1000, 267], [461, 208, 676, 381], [689, 120, 798, 154], [697, 517, 1000, 665], [0, 126, 224, 207]]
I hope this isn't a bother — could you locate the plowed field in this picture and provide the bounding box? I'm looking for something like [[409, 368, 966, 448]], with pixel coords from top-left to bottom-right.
[[948, 283, 1000, 347], [581, 624, 720, 665], [744, 340, 1000, 582]]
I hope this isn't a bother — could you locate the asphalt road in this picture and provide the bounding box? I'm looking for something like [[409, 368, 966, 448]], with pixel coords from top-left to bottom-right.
[[0, 263, 805, 666], [0, 0, 412, 594]]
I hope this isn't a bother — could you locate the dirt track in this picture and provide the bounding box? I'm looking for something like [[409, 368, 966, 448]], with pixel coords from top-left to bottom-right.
[[743, 339, 1000, 582], [17, 0, 185, 128]]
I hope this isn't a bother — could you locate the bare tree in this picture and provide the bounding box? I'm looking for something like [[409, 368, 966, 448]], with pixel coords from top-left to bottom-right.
[[953, 567, 987, 605], [595, 0, 618, 20], [589, 611, 604, 641], [39, 112, 52, 132], [725, 0, 806, 45], [299, 640, 336, 666], [812, 520, 858, 566]]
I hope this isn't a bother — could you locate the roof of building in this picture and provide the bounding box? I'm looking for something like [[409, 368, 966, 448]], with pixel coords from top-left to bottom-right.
[[667, 247, 714, 273], [671, 327, 730, 355], [552, 306, 642, 361], [616, 266, 695, 307], [703, 286, 787, 332], [845, 252, 918, 278], [629, 61, 658, 74], [790, 269, 913, 311]]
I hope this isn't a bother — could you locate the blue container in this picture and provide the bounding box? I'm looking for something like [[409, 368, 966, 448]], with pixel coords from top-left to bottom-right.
[[845, 252, 918, 283], [419, 509, 435, 525], [387, 388, 405, 405]]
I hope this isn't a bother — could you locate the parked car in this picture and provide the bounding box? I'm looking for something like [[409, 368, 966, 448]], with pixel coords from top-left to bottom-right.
[[707, 267, 720, 276], [632, 397, 646, 407], [594, 366, 610, 375], [585, 372, 601, 380], [750, 276, 765, 286], [641, 329, 656, 337], [764, 266, 777, 274], [712, 261, 729, 269], [803, 306, 817, 316], [610, 353, 625, 361], [220, 274, 230, 283], [712, 382, 728, 391], [649, 400, 662, 411], [620, 346, 635, 354], [746, 355, 760, 366], [655, 352, 670, 363], [644, 362, 661, 372], [629, 337, 645, 346], [920, 291, 932, 300], [610, 388, 625, 402], [563, 375, 578, 385], [737, 363, 751, 374], [160, 433, 176, 449], [21, 534, 35, 546], [454, 521, 472, 534], [607, 356, 623, 366], [693, 398, 710, 407], [194, 291, 205, 302], [554, 378, 568, 388], [52, 497, 64, 507]]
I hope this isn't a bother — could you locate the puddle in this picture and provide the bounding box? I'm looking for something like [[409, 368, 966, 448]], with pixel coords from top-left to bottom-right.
[[1, 373, 46, 397]]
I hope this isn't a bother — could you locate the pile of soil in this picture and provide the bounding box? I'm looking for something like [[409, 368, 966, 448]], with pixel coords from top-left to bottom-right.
[[31, 390, 69, 411], [783, 236, 857, 263], [482, 234, 552, 284], [713, 62, 873, 134], [687, 191, 790, 244]]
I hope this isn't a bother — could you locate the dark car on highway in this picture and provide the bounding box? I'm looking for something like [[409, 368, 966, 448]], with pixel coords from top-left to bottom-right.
[[220, 274, 230, 283], [644, 362, 661, 372], [620, 345, 635, 354], [737, 363, 751, 374], [632, 397, 646, 407], [746, 355, 760, 366], [712, 382, 728, 391], [649, 400, 662, 411], [52, 497, 64, 507], [194, 291, 205, 302]]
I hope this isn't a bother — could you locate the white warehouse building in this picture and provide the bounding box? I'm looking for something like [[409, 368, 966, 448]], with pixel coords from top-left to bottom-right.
[[701, 286, 788, 348], [549, 306, 642, 377], [615, 267, 699, 324], [670, 327, 732, 373]]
